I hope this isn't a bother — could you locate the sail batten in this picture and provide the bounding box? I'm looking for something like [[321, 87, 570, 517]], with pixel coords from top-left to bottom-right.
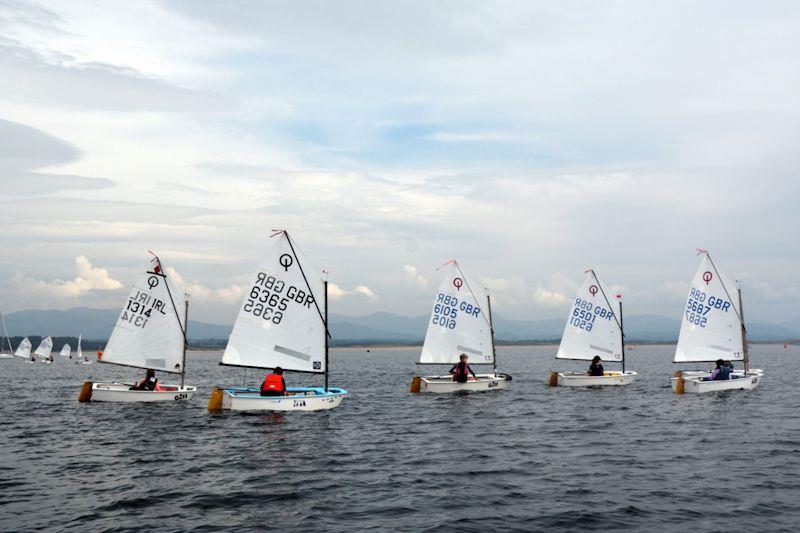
[[221, 232, 326, 373], [101, 261, 186, 373], [556, 272, 622, 362], [675, 254, 744, 363], [419, 261, 493, 365]]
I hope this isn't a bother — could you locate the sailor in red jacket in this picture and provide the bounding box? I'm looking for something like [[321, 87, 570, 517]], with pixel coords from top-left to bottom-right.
[[260, 367, 287, 397]]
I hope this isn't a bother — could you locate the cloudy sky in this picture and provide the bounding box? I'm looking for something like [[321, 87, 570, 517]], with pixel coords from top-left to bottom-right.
[[1, 0, 798, 326]]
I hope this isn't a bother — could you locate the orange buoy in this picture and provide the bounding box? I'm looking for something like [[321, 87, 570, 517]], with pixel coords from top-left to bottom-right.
[[674, 370, 685, 394], [97, 350, 103, 360], [78, 381, 93, 403], [207, 387, 223, 412], [409, 376, 421, 393], [548, 372, 559, 387]]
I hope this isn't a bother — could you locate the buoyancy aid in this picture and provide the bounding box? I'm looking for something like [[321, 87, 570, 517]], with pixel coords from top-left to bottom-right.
[[261, 373, 285, 394]]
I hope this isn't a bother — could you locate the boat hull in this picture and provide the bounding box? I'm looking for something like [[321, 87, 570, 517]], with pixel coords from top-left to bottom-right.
[[0, 353, 13, 359], [215, 387, 347, 412], [88, 382, 196, 402], [554, 371, 638, 387], [671, 369, 764, 393], [419, 373, 510, 393]]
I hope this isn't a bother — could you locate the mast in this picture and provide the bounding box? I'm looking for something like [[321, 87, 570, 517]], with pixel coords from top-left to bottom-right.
[[0, 310, 10, 352], [181, 296, 189, 387], [487, 294, 497, 375], [618, 295, 626, 374], [324, 280, 329, 392], [738, 287, 749, 374]]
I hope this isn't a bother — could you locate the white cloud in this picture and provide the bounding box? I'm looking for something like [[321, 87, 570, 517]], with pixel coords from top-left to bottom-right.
[[532, 287, 570, 309], [165, 266, 243, 304], [328, 283, 379, 302], [403, 265, 428, 289], [13, 255, 122, 298]]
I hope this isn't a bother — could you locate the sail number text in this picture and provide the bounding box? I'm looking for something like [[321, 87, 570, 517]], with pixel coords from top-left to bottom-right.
[[431, 293, 481, 329], [569, 298, 613, 332], [243, 272, 316, 324], [686, 287, 731, 328], [119, 288, 168, 329]]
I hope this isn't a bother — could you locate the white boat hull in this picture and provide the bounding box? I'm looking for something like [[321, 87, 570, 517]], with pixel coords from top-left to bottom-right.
[[86, 382, 196, 402], [672, 369, 764, 393], [0, 353, 13, 359], [554, 371, 638, 387], [419, 373, 510, 393], [212, 387, 347, 412]]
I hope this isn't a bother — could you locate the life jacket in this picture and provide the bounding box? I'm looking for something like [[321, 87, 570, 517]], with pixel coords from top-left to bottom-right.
[[139, 376, 158, 391], [261, 374, 285, 394], [716, 366, 731, 380], [454, 362, 469, 376]]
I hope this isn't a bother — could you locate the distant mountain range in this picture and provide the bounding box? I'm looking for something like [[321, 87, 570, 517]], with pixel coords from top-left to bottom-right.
[[2, 307, 799, 345]]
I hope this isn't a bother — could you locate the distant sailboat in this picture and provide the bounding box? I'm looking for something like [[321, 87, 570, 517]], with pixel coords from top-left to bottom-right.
[[60, 343, 72, 358], [410, 260, 510, 393], [15, 337, 32, 361], [672, 251, 764, 393], [78, 254, 196, 402], [0, 310, 12, 359], [76, 334, 90, 364], [208, 230, 347, 412], [35, 336, 53, 363], [549, 270, 637, 386]]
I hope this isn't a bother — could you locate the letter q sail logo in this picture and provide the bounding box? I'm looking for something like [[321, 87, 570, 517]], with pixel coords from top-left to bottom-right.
[[279, 254, 293, 271], [588, 285, 598, 297], [453, 277, 463, 291], [702, 271, 713, 285]]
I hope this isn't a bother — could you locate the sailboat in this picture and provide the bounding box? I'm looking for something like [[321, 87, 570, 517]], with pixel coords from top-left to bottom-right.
[[76, 334, 90, 364], [548, 270, 637, 386], [78, 254, 196, 402], [410, 260, 510, 393], [671, 250, 764, 394], [35, 336, 53, 363], [0, 310, 13, 359], [15, 337, 32, 361], [60, 343, 72, 358], [207, 230, 347, 412]]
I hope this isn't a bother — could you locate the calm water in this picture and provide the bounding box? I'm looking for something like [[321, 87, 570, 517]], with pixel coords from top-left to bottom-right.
[[1, 345, 799, 532]]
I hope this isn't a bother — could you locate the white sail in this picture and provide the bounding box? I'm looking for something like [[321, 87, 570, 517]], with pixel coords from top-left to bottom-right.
[[34, 336, 53, 358], [675, 254, 743, 363], [102, 261, 186, 373], [221, 232, 326, 373], [419, 261, 494, 365], [556, 271, 622, 362], [0, 310, 12, 353], [77, 334, 83, 358], [15, 337, 31, 358], [60, 343, 71, 357]]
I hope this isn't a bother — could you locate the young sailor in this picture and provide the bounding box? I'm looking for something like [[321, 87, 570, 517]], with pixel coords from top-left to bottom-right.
[[130, 369, 162, 391], [709, 359, 732, 381], [449, 354, 477, 383], [260, 367, 287, 397], [587, 355, 604, 376]]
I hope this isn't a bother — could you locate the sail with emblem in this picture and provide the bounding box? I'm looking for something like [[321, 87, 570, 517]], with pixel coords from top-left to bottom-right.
[[60, 343, 71, 357], [34, 336, 53, 359], [221, 232, 326, 373], [77, 335, 83, 358], [15, 337, 32, 359], [675, 253, 743, 363], [101, 259, 186, 373], [419, 260, 493, 365], [557, 271, 622, 362]]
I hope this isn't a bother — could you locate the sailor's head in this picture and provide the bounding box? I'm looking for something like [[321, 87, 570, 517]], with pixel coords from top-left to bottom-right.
[[715, 359, 724, 368], [592, 356, 601, 364], [146, 369, 155, 378], [273, 366, 284, 375], [459, 353, 468, 363]]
